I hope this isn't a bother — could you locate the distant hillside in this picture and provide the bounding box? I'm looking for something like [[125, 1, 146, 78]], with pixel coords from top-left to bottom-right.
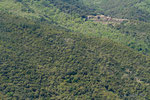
[[0, 0, 150, 99], [2, 0, 150, 22], [0, 12, 150, 100], [81, 0, 150, 22], [112, 20, 150, 55], [1, 0, 150, 56]]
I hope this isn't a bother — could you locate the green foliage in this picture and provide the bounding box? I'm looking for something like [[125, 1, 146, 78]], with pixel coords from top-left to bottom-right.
[[0, 12, 150, 100], [80, 0, 150, 22], [0, 0, 150, 99], [111, 20, 150, 55], [1, 0, 150, 56]]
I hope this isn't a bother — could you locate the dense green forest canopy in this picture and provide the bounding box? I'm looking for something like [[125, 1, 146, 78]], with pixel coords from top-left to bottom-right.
[[0, 12, 150, 100], [2, 0, 150, 21], [1, 0, 150, 55], [80, 0, 150, 22], [0, 0, 150, 99]]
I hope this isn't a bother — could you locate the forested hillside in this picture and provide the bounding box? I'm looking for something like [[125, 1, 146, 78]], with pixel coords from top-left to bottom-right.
[[0, 12, 150, 100], [1, 0, 150, 55], [81, 0, 150, 22], [0, 0, 150, 99]]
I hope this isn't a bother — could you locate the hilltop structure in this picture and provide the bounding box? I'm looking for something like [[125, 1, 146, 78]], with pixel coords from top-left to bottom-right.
[[87, 15, 127, 23]]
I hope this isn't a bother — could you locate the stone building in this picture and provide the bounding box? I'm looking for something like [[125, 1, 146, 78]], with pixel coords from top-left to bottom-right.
[[87, 15, 127, 23]]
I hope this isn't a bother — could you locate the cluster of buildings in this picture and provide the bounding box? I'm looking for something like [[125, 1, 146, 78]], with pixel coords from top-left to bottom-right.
[[87, 15, 127, 23]]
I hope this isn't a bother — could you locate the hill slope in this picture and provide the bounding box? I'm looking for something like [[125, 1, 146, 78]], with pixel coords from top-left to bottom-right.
[[0, 12, 150, 99], [81, 0, 150, 22], [1, 0, 150, 56]]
